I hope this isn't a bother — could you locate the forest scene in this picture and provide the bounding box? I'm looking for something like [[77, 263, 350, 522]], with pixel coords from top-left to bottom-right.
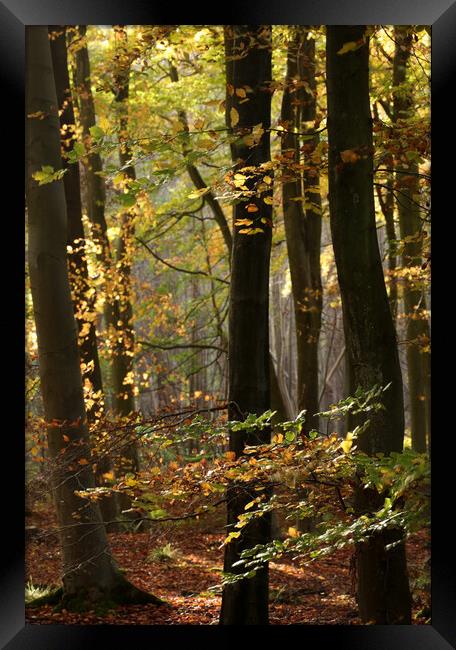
[[25, 24, 430, 626]]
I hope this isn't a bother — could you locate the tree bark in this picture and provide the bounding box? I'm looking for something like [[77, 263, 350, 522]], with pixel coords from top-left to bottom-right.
[[326, 25, 411, 624], [69, 25, 121, 526], [281, 27, 322, 432], [49, 26, 104, 421], [26, 26, 161, 608], [219, 25, 273, 626], [170, 58, 290, 424], [393, 26, 431, 453]]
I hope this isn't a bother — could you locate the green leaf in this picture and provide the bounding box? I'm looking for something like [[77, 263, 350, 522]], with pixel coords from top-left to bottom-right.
[[89, 125, 105, 139], [32, 165, 67, 185]]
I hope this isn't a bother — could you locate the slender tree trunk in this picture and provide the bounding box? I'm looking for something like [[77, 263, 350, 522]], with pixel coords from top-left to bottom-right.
[[112, 26, 137, 420], [326, 25, 411, 624], [75, 25, 139, 447], [110, 26, 140, 482], [219, 25, 273, 626], [72, 27, 120, 410], [49, 26, 119, 527], [375, 157, 398, 321], [26, 26, 161, 608], [69, 26, 122, 526], [393, 26, 430, 453], [281, 27, 322, 432], [49, 26, 104, 420]]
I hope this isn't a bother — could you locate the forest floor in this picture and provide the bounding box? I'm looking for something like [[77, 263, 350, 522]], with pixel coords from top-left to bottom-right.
[[25, 500, 430, 625]]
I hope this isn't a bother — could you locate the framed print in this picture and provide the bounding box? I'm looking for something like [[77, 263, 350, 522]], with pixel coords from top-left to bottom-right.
[[1, 0, 453, 647]]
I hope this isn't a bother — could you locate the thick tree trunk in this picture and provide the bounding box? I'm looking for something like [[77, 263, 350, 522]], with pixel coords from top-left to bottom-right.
[[326, 25, 411, 624], [26, 26, 161, 608], [281, 28, 322, 432], [219, 25, 273, 626], [393, 26, 430, 453]]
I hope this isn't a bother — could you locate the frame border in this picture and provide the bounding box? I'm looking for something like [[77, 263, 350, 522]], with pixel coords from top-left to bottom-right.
[[3, 0, 453, 646]]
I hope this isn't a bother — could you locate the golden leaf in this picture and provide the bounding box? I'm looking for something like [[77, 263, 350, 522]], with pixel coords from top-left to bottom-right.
[[230, 107, 240, 127]]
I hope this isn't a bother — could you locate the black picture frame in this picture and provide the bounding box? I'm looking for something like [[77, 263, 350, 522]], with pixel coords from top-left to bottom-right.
[[2, 0, 453, 646]]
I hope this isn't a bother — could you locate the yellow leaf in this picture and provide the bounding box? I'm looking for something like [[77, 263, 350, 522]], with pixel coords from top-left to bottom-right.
[[337, 40, 363, 55], [201, 481, 213, 494], [263, 196, 273, 205], [230, 107, 239, 127], [235, 218, 254, 226], [188, 186, 211, 199], [102, 471, 114, 481], [263, 175, 272, 185], [340, 439, 353, 454], [235, 87, 247, 98], [244, 500, 256, 510], [288, 527, 299, 538], [224, 530, 241, 544]]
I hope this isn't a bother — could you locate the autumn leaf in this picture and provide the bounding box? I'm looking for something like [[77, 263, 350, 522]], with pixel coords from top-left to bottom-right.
[[340, 149, 360, 164], [337, 40, 364, 55], [188, 186, 211, 199], [230, 107, 240, 127], [235, 218, 254, 226]]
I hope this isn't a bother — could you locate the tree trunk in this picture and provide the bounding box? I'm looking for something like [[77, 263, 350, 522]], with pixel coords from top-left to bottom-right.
[[26, 26, 161, 608], [49, 25, 104, 418], [49, 25, 119, 527], [326, 25, 411, 624], [281, 28, 322, 432], [219, 25, 273, 626], [393, 26, 430, 453], [170, 58, 290, 424], [375, 155, 398, 321]]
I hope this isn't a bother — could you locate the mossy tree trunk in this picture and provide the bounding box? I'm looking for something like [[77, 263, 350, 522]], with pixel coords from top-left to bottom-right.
[[219, 25, 273, 626], [326, 25, 412, 624], [26, 26, 161, 608], [393, 26, 431, 453]]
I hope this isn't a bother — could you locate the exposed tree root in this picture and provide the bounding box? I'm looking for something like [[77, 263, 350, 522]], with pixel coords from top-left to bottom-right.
[[27, 575, 165, 614]]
